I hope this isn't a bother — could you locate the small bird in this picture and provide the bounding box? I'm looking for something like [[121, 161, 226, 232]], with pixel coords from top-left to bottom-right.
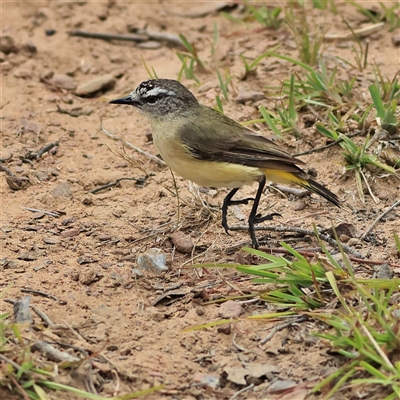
[[110, 79, 340, 247]]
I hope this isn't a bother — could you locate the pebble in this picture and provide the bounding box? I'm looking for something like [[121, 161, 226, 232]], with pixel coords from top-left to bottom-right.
[[339, 234, 351, 243], [60, 228, 80, 238], [392, 34, 400, 47], [218, 300, 243, 319], [50, 73, 77, 90], [1, 61, 12, 72], [51, 182, 72, 198], [268, 379, 297, 393], [193, 373, 220, 390], [236, 90, 264, 104], [17, 252, 38, 261], [23, 40, 37, 53], [376, 263, 393, 279], [347, 238, 362, 247], [74, 74, 115, 96], [292, 200, 306, 211], [171, 231, 194, 254], [136, 248, 168, 275], [13, 68, 33, 79], [0, 36, 19, 54], [77, 255, 98, 265], [217, 322, 231, 335], [79, 267, 99, 285], [43, 237, 60, 245]]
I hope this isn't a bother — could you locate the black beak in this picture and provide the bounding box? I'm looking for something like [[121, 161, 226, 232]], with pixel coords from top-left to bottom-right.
[[109, 95, 136, 105]]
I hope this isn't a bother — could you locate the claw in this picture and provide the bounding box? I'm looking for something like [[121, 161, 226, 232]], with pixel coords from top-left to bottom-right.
[[254, 212, 282, 224]]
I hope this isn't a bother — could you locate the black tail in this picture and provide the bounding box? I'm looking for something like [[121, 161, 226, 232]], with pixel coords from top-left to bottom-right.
[[303, 179, 341, 208]]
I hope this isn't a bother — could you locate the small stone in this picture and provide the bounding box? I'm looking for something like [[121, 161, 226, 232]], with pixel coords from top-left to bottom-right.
[[70, 271, 79, 281], [51, 182, 72, 198], [236, 90, 264, 104], [60, 228, 80, 238], [23, 40, 37, 53], [376, 189, 389, 200], [292, 200, 306, 211], [268, 379, 297, 393], [149, 308, 165, 322], [43, 237, 60, 245], [217, 322, 231, 335], [195, 307, 205, 316], [18, 252, 38, 261], [61, 217, 76, 226], [0, 36, 19, 54], [32, 212, 46, 219], [1, 61, 12, 72], [218, 300, 243, 319], [136, 248, 168, 275], [74, 74, 115, 96], [77, 255, 98, 264], [98, 235, 112, 241], [348, 238, 362, 247], [376, 264, 393, 279], [79, 267, 98, 285], [14, 68, 33, 79], [170, 231, 194, 254], [392, 34, 400, 47], [82, 196, 93, 205], [50, 73, 77, 90], [33, 261, 50, 272], [339, 234, 351, 243], [193, 373, 220, 390], [33, 170, 50, 181]]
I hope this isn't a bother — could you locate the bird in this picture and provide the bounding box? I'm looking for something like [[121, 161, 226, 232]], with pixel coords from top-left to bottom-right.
[[110, 79, 340, 247]]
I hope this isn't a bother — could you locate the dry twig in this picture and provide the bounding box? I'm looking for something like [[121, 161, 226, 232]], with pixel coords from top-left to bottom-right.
[[21, 288, 58, 300], [22, 207, 60, 218], [361, 200, 400, 239], [260, 316, 307, 345], [100, 119, 166, 166], [325, 22, 385, 40]]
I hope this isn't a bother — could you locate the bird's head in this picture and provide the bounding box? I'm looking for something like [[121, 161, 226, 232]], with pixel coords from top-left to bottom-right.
[[110, 79, 199, 119]]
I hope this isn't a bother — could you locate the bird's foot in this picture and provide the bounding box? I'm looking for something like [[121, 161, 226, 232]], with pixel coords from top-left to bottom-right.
[[249, 212, 282, 248], [222, 197, 255, 234]]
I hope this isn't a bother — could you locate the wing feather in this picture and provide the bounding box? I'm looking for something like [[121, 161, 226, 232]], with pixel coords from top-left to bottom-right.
[[178, 105, 305, 171]]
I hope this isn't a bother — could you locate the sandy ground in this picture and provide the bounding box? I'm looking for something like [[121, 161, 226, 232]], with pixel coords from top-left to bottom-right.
[[1, 1, 399, 399]]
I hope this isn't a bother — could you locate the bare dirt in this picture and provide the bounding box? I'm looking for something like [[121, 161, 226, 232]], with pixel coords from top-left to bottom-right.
[[1, 1, 399, 399]]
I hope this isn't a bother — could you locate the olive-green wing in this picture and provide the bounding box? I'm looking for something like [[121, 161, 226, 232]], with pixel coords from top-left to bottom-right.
[[178, 105, 305, 172]]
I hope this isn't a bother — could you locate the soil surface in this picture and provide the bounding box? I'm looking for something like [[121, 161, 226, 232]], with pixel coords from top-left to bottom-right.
[[1, 1, 399, 399]]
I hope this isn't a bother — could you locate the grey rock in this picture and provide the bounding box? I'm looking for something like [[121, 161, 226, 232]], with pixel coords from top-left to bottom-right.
[[75, 74, 115, 96], [50, 73, 77, 90], [218, 300, 243, 319], [136, 248, 168, 275], [51, 182, 72, 198], [18, 252, 38, 261], [236, 90, 264, 104], [392, 34, 400, 47], [376, 263, 393, 279]]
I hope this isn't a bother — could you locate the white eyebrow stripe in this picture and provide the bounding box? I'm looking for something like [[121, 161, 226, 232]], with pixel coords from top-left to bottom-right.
[[141, 87, 176, 97]]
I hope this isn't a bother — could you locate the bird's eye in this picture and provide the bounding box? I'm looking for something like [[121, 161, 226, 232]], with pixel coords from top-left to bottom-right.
[[146, 96, 158, 104]]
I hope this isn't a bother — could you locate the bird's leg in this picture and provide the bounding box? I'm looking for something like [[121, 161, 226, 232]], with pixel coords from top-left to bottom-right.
[[248, 176, 281, 248], [222, 188, 255, 234]]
